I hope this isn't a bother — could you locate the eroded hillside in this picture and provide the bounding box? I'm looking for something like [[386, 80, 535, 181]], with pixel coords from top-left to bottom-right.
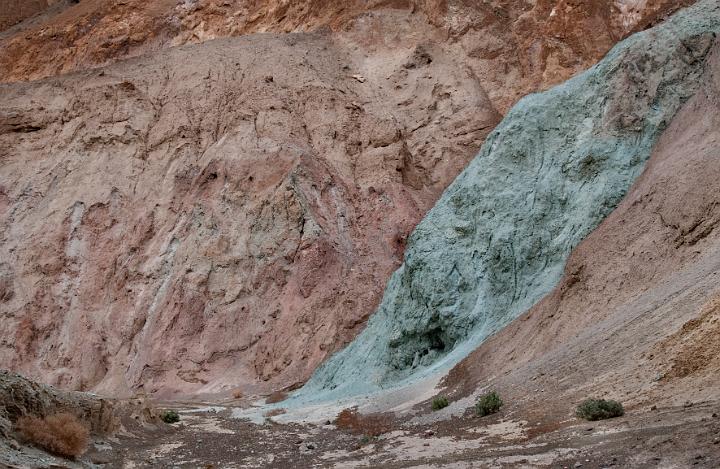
[[291, 0, 720, 403], [445, 30, 720, 410], [0, 0, 694, 109], [2, 2, 720, 468], [0, 0, 698, 398]]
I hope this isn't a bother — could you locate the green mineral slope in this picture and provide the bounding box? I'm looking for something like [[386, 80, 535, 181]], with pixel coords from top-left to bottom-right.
[[292, 0, 720, 403]]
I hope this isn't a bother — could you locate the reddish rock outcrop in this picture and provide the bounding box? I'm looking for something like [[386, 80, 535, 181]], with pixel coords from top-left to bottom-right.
[[0, 0, 53, 32], [0, 30, 500, 397], [0, 0, 694, 111], [0, 1, 696, 396]]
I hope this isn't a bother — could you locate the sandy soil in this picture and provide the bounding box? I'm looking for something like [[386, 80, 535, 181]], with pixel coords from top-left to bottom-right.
[[4, 397, 718, 468]]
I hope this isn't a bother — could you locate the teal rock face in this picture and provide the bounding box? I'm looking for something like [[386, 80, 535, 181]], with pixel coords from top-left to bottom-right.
[[293, 0, 720, 402]]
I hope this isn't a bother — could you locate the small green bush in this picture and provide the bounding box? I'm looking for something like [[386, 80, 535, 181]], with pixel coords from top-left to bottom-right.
[[431, 396, 449, 411], [475, 391, 503, 417], [161, 410, 180, 424], [576, 399, 624, 421]]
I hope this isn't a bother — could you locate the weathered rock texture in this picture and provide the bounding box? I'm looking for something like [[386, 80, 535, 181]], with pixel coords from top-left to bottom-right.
[[1, 31, 497, 396], [445, 28, 720, 414], [0, 0, 694, 112], [0, 370, 117, 440], [295, 0, 720, 402], [0, 0, 54, 32], [0, 369, 161, 468], [0, 1, 695, 397]]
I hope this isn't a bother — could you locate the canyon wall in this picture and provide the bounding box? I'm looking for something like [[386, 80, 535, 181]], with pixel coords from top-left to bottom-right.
[[1, 29, 499, 395], [0, 1, 697, 396], [293, 0, 720, 403]]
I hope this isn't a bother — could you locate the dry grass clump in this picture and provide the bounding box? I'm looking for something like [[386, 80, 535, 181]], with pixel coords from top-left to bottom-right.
[[16, 412, 89, 458], [263, 408, 287, 418], [265, 391, 288, 404], [335, 407, 392, 437]]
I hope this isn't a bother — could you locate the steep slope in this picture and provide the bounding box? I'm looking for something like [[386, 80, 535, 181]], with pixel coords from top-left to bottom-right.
[[294, 0, 720, 403], [445, 36, 720, 411], [0, 1, 689, 397], [0, 29, 501, 396], [0, 0, 693, 112], [0, 0, 53, 32]]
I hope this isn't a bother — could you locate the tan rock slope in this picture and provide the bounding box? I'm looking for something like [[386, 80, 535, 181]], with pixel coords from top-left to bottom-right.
[[445, 40, 720, 414], [0, 0, 54, 32], [0, 0, 693, 109], [0, 1, 695, 397]]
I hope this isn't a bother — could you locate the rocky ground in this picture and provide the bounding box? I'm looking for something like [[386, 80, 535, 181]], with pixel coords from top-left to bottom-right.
[[4, 395, 720, 468]]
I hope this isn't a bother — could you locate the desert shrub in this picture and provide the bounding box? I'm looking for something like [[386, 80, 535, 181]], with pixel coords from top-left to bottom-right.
[[335, 408, 392, 437], [475, 391, 503, 417], [160, 410, 180, 424], [16, 412, 89, 458], [431, 396, 449, 411], [576, 399, 624, 421]]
